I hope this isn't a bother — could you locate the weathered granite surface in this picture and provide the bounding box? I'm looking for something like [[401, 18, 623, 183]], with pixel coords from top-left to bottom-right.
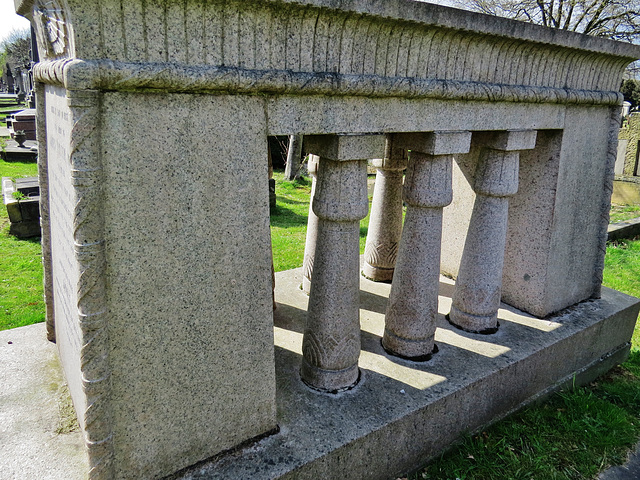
[[301, 154, 319, 295], [302, 135, 383, 392], [450, 131, 536, 332], [362, 137, 407, 282], [4, 273, 639, 480], [15, 0, 640, 477], [384, 132, 471, 358]]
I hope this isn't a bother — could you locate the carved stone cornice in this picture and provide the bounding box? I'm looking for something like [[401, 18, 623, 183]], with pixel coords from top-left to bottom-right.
[[33, 59, 624, 106], [19, 0, 639, 105]]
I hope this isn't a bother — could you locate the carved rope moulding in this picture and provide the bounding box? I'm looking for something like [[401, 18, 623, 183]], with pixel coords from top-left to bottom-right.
[[67, 90, 114, 479], [33, 59, 623, 106]]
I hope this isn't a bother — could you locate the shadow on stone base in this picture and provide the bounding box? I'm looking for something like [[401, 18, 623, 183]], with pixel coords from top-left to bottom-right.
[[181, 268, 639, 480], [2, 267, 638, 480]]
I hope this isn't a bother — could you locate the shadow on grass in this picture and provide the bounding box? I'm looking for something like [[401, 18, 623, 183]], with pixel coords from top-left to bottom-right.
[[277, 196, 308, 206], [270, 205, 308, 229]]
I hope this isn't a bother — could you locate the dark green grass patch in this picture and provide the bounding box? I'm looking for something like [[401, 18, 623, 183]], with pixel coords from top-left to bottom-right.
[[418, 387, 640, 480], [0, 157, 44, 331]]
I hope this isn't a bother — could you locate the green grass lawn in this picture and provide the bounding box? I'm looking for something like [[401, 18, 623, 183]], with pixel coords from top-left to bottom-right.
[[270, 170, 372, 272], [610, 204, 640, 223], [0, 155, 43, 330], [3, 162, 640, 479]]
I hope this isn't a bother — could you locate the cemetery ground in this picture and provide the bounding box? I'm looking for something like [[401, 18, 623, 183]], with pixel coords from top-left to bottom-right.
[[610, 204, 640, 223], [2, 163, 640, 478]]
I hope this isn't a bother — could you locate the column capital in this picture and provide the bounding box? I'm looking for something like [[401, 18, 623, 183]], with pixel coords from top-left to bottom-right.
[[313, 159, 369, 222], [307, 154, 319, 176], [392, 131, 472, 156], [474, 150, 519, 197], [370, 134, 408, 171], [481, 130, 537, 151], [304, 134, 385, 161]]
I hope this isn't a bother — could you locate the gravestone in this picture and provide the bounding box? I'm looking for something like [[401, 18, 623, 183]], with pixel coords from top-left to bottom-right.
[[15, 0, 640, 478], [2, 176, 40, 238]]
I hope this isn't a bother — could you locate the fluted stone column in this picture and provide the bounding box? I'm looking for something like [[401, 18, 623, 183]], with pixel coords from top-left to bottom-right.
[[383, 132, 472, 359], [362, 136, 407, 282], [302, 154, 319, 294], [301, 134, 385, 392], [449, 130, 537, 333]]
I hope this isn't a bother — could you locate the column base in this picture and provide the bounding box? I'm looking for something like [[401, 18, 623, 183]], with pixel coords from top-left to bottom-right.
[[362, 263, 394, 282], [446, 306, 499, 334], [300, 359, 360, 394], [381, 329, 438, 361], [301, 277, 311, 295]]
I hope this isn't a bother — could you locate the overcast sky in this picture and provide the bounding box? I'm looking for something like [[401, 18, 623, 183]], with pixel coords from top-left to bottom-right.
[[0, 0, 30, 44]]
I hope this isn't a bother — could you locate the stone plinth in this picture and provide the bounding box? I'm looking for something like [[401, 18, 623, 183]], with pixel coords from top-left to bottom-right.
[[0, 139, 38, 162], [15, 0, 640, 477], [2, 176, 41, 238], [5, 272, 639, 480]]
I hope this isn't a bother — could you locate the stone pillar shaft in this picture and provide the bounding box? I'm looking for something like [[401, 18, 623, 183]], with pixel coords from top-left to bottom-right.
[[301, 134, 384, 392], [449, 194, 510, 331], [362, 138, 406, 282], [301, 157, 368, 391], [285, 134, 303, 180], [382, 131, 470, 359], [302, 154, 319, 294], [449, 130, 536, 333]]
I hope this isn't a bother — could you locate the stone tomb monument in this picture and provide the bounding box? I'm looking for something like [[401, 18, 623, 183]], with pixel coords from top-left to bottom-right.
[[16, 0, 640, 478]]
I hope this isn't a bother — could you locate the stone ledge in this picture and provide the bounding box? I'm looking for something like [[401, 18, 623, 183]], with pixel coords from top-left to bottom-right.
[[33, 59, 623, 106], [3, 268, 638, 480], [608, 217, 640, 241], [180, 269, 640, 479]]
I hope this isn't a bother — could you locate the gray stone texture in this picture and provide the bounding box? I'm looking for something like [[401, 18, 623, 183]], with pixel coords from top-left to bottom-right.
[[362, 137, 407, 282], [284, 134, 303, 180], [301, 154, 319, 295], [100, 92, 277, 478], [449, 133, 534, 332], [6, 273, 639, 480], [384, 132, 471, 358], [14, 0, 640, 477], [302, 135, 375, 391]]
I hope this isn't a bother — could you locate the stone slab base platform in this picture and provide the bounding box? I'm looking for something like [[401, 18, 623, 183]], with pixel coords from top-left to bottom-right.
[[2, 267, 639, 480]]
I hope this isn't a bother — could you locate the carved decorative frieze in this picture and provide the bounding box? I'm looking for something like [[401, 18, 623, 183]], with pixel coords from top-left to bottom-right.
[[26, 0, 639, 105], [33, 58, 623, 106], [33, 0, 69, 59], [67, 89, 114, 480]]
